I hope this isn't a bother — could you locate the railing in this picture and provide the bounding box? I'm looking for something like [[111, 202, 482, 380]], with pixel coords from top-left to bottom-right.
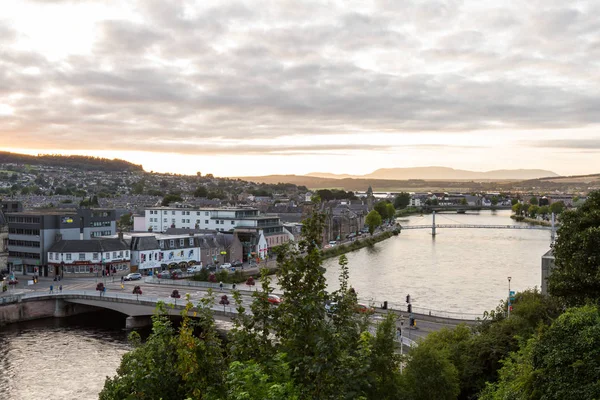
[[362, 299, 481, 321]]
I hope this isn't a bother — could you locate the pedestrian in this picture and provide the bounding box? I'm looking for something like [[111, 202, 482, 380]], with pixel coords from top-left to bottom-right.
[[49, 284, 53, 294], [59, 285, 62, 293], [121, 276, 124, 283], [232, 283, 236, 290], [219, 281, 223, 291]]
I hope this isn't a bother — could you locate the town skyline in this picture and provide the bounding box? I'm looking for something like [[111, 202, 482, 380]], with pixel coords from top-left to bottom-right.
[[2, 0, 600, 177]]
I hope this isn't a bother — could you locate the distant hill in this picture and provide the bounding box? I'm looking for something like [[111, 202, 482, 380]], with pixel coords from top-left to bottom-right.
[[306, 167, 559, 181], [0, 151, 144, 172]]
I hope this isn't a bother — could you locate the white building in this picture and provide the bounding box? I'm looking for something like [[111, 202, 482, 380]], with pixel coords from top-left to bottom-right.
[[47, 238, 130, 276]]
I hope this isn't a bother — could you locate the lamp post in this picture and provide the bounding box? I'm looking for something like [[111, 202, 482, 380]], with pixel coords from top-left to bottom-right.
[[399, 317, 405, 373], [507, 276, 512, 318]]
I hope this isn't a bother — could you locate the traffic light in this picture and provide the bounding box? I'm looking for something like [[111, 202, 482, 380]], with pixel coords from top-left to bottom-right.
[[407, 303, 412, 313], [406, 294, 410, 303]]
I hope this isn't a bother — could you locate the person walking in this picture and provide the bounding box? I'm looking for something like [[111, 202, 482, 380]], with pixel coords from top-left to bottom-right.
[[219, 281, 223, 292], [59, 285, 62, 293], [49, 284, 53, 294], [232, 283, 236, 290]]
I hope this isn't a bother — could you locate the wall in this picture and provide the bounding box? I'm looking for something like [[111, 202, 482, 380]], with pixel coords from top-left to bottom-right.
[[0, 299, 99, 326]]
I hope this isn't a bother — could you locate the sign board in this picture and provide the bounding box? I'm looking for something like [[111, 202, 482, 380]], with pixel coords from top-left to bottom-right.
[[28, 280, 34, 286], [220, 251, 227, 255]]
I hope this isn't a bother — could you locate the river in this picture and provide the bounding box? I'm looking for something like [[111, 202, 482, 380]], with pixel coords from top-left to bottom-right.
[[0, 210, 551, 399], [322, 210, 551, 315]]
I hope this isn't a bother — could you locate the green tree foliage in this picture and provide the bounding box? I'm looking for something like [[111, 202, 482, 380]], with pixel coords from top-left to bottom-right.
[[132, 180, 145, 194], [528, 204, 539, 218], [365, 210, 382, 235], [374, 200, 392, 220], [118, 213, 133, 230], [394, 192, 411, 209], [481, 305, 600, 400], [402, 345, 460, 400], [161, 193, 183, 206], [460, 198, 468, 206], [549, 200, 565, 215], [548, 191, 600, 306], [538, 205, 549, 219], [512, 202, 523, 215], [316, 189, 357, 202], [529, 196, 538, 205], [0, 151, 143, 171], [194, 186, 208, 198], [385, 203, 396, 221], [490, 196, 499, 206]]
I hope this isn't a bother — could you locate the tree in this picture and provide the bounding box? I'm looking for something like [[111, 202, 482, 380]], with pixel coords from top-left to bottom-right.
[[385, 203, 396, 221], [402, 345, 460, 400], [460, 198, 468, 206], [549, 201, 565, 215], [511, 198, 519, 206], [528, 204, 539, 218], [161, 193, 183, 206], [491, 196, 499, 206], [538, 205, 550, 219], [394, 192, 411, 209], [529, 196, 538, 206], [365, 210, 382, 235], [194, 186, 208, 198], [512, 202, 523, 216], [548, 191, 600, 306], [118, 213, 133, 231], [482, 305, 600, 400]]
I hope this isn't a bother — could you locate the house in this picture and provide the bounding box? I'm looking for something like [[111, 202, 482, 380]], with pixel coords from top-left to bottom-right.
[[47, 237, 130, 277]]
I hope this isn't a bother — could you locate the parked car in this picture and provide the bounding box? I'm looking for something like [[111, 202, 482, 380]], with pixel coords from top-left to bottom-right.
[[356, 303, 375, 314], [329, 241, 338, 247], [206, 264, 217, 272], [157, 271, 172, 279], [187, 265, 203, 273], [124, 273, 142, 281], [267, 294, 282, 305], [171, 269, 183, 275], [325, 301, 338, 314], [231, 260, 243, 268], [220, 263, 232, 269]]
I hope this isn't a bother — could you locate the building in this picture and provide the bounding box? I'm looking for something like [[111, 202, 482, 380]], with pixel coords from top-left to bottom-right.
[[47, 237, 130, 277], [126, 232, 241, 275], [6, 208, 117, 276], [541, 249, 555, 295]]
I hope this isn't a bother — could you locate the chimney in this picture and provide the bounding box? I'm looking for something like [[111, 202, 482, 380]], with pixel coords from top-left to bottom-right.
[[118, 231, 123, 240]]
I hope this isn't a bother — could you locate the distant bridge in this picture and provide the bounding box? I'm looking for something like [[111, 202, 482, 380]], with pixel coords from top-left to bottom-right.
[[401, 224, 552, 231]]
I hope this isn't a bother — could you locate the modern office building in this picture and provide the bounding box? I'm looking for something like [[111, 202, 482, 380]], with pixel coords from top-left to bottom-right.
[[6, 208, 117, 276]]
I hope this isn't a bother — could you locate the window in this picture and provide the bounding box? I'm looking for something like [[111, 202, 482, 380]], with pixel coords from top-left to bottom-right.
[[113, 252, 117, 258], [93, 253, 98, 260], [196, 219, 200, 224], [159, 241, 164, 249], [196, 212, 200, 215], [231, 221, 235, 225], [169, 239, 175, 247], [125, 250, 129, 258], [205, 220, 209, 224], [189, 238, 194, 246], [172, 211, 176, 215], [79, 253, 85, 260], [119, 251, 123, 257], [164, 218, 167, 222], [205, 212, 209, 216], [180, 239, 185, 246], [49, 253, 53, 260], [66, 254, 72, 261]]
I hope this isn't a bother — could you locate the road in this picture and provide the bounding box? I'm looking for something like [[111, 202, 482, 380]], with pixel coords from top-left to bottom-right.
[[3, 274, 472, 345]]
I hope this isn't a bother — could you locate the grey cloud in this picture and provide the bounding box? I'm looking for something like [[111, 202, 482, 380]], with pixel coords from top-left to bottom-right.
[[525, 139, 600, 150], [2, 0, 600, 155]]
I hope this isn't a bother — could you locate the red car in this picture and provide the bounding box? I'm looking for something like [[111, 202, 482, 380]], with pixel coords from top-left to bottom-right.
[[356, 304, 374, 314], [267, 294, 282, 305]]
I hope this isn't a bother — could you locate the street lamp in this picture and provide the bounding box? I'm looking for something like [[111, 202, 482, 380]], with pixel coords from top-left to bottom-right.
[[507, 276, 512, 318]]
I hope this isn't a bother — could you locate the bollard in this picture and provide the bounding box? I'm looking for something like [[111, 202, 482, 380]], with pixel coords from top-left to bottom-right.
[[382, 301, 388, 310]]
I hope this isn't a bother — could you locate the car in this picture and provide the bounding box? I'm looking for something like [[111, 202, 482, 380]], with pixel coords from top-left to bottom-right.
[[356, 303, 375, 314], [220, 263, 232, 269], [187, 265, 202, 273], [329, 241, 338, 247], [157, 271, 172, 279], [171, 269, 183, 275], [124, 273, 142, 281], [231, 260, 243, 268], [325, 301, 338, 313], [267, 294, 282, 305], [206, 264, 217, 272]]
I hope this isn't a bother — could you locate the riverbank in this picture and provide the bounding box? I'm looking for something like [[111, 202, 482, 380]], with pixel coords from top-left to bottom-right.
[[395, 207, 422, 217], [510, 215, 552, 227], [322, 229, 400, 260]]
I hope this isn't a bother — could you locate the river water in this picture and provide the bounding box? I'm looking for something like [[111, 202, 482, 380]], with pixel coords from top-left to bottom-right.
[[322, 210, 551, 316], [0, 210, 551, 399]]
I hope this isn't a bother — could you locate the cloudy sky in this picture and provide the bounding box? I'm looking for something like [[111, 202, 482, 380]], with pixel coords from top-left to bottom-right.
[[1, 0, 599, 177]]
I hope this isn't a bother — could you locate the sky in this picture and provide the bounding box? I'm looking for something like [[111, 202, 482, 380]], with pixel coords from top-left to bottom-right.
[[1, 0, 599, 177]]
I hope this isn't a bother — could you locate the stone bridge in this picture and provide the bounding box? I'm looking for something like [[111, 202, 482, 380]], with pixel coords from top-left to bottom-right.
[[0, 290, 237, 329]]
